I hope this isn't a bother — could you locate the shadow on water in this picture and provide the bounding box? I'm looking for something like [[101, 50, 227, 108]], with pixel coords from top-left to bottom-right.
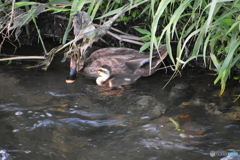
[[0, 57, 240, 160]]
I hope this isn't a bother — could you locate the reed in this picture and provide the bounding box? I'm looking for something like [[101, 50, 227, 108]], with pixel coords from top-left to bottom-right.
[[133, 0, 240, 95]]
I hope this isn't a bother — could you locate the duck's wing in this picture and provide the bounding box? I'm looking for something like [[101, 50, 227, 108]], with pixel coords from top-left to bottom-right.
[[134, 44, 168, 77], [125, 56, 152, 69], [125, 44, 168, 70], [109, 74, 140, 87], [87, 47, 141, 60], [84, 48, 146, 76]]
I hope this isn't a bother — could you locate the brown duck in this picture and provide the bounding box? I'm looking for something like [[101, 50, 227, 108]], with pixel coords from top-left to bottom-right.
[[66, 45, 168, 83]]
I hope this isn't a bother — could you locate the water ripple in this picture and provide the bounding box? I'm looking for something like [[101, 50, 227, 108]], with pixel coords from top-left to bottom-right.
[[68, 110, 105, 117], [0, 103, 19, 108], [45, 91, 83, 97], [25, 119, 57, 131], [58, 117, 126, 127]]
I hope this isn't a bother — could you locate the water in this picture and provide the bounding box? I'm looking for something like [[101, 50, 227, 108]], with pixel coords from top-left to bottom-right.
[[0, 58, 240, 160]]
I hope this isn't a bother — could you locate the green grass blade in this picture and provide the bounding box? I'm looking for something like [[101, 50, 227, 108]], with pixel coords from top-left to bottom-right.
[[96, 6, 125, 19], [20, 8, 37, 28], [87, 0, 96, 15], [204, 0, 217, 33], [62, 0, 88, 44], [191, 31, 204, 57], [150, 0, 171, 71], [48, 0, 72, 5], [203, 34, 211, 67], [166, 27, 174, 66], [140, 42, 150, 52], [91, 0, 103, 20], [134, 27, 151, 35], [231, 54, 240, 68], [210, 53, 221, 72], [14, 1, 36, 8], [214, 34, 240, 95], [170, 0, 192, 37]]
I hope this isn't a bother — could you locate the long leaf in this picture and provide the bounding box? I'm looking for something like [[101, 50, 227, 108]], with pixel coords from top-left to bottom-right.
[[150, 0, 171, 71], [91, 0, 102, 20], [20, 8, 37, 28], [62, 0, 88, 44], [203, 34, 211, 66], [204, 0, 217, 33], [170, 0, 192, 38], [210, 53, 221, 72], [214, 35, 240, 95], [215, 36, 240, 83], [191, 30, 204, 57], [96, 6, 124, 19], [48, 0, 72, 6], [14, 1, 36, 8]]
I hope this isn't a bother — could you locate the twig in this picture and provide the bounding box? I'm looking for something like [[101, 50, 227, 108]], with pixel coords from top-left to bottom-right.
[[0, 56, 45, 61], [110, 27, 130, 35], [107, 31, 144, 46]]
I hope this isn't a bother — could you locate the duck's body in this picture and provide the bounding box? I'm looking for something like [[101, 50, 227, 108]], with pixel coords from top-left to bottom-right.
[[66, 45, 167, 83], [96, 65, 140, 88]]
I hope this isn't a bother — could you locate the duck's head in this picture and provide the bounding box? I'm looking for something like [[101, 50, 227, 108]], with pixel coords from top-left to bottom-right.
[[98, 65, 112, 78], [96, 65, 112, 86]]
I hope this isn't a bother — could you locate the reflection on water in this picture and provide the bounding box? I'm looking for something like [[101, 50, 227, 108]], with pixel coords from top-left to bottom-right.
[[0, 64, 240, 160]]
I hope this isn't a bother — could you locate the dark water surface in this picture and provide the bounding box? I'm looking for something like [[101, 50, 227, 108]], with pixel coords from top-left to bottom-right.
[[0, 60, 240, 160]]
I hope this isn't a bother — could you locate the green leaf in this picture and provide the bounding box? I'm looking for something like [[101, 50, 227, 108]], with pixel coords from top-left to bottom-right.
[[232, 1, 240, 8], [139, 35, 150, 41], [115, 0, 122, 3], [203, 34, 211, 67], [96, 6, 125, 19], [140, 42, 150, 52], [225, 18, 240, 35], [192, 31, 204, 57], [150, 0, 172, 70], [116, 16, 131, 22], [47, 0, 71, 5], [214, 35, 240, 95], [217, 19, 235, 26], [134, 27, 151, 35], [233, 75, 240, 80], [47, 6, 70, 12], [14, 1, 36, 8], [20, 8, 37, 28], [0, 2, 11, 9], [90, 0, 102, 20], [231, 54, 240, 68], [210, 53, 221, 72]]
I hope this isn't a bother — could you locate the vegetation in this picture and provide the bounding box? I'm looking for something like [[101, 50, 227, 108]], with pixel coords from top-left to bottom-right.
[[0, 0, 239, 95]]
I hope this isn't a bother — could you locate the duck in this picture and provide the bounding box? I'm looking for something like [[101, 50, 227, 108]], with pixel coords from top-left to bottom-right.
[[66, 45, 168, 83], [96, 65, 140, 88]]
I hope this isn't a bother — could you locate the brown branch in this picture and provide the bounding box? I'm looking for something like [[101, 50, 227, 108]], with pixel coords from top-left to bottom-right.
[[0, 56, 45, 61]]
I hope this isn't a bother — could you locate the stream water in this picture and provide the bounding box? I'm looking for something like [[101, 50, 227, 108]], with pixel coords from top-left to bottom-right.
[[0, 53, 240, 160]]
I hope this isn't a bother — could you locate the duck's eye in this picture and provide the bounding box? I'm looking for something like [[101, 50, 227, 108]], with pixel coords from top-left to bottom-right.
[[98, 68, 109, 74]]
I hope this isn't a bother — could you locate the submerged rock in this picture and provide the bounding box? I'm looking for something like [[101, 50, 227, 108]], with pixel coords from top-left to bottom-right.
[[74, 86, 169, 122], [110, 94, 168, 121], [168, 83, 194, 106]]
